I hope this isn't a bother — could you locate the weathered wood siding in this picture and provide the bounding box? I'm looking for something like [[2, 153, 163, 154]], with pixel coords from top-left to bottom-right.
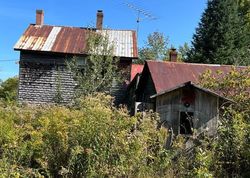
[[110, 80, 127, 105], [156, 90, 182, 135], [156, 87, 219, 135], [136, 74, 156, 103], [18, 51, 132, 105], [18, 51, 76, 104], [195, 89, 218, 135], [111, 59, 132, 105]]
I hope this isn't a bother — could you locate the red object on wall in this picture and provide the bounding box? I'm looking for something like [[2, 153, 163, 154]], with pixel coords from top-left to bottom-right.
[[181, 88, 195, 106]]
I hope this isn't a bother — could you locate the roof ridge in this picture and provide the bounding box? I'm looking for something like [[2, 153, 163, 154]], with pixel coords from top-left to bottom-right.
[[31, 23, 90, 29], [146, 60, 246, 68], [30, 23, 136, 32]]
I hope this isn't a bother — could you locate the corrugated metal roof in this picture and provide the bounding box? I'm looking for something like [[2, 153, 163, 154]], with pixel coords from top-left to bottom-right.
[[130, 64, 144, 81], [14, 24, 138, 58], [145, 61, 246, 93], [42, 27, 61, 51], [97, 30, 136, 58]]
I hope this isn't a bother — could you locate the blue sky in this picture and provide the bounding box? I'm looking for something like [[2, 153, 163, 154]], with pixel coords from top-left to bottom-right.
[[0, 0, 207, 80]]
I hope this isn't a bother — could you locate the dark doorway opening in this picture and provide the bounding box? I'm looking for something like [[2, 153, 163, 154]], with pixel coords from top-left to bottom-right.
[[180, 112, 193, 135]]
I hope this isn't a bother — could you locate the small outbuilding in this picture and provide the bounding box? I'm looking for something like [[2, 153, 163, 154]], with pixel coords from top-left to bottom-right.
[[151, 81, 232, 136], [130, 60, 245, 114]]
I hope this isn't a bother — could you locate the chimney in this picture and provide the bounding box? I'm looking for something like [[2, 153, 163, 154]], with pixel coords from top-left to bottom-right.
[[96, 10, 103, 30], [169, 48, 178, 62], [36, 10, 44, 26]]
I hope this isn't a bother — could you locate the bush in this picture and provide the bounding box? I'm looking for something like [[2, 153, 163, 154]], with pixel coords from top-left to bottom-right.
[[0, 93, 171, 177], [0, 77, 18, 104]]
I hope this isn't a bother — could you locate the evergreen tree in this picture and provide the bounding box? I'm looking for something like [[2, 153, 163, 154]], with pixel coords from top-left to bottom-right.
[[216, 0, 250, 65], [188, 0, 250, 65], [239, 0, 250, 26]]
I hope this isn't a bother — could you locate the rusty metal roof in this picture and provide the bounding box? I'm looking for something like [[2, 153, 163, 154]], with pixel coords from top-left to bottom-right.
[[145, 61, 246, 93], [130, 64, 144, 81], [14, 24, 138, 58]]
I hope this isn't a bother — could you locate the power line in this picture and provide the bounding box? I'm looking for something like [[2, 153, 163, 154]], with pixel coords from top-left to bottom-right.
[[0, 59, 19, 62]]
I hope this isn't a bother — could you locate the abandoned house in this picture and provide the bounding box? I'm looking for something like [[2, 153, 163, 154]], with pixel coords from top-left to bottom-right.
[[14, 10, 138, 104]]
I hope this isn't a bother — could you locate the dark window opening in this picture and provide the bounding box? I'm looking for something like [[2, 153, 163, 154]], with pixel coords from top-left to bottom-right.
[[79, 68, 85, 75], [180, 112, 193, 135], [75, 67, 86, 77]]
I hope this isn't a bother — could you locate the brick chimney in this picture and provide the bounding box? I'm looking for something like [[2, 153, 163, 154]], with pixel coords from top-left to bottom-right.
[[36, 10, 44, 26], [96, 10, 103, 30], [169, 48, 178, 62]]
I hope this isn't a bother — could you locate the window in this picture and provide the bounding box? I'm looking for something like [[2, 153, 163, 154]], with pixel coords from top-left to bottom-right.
[[180, 112, 193, 135], [77, 58, 86, 66]]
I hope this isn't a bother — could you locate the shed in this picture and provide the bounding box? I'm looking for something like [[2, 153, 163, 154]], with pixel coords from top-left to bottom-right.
[[134, 60, 244, 112], [151, 81, 232, 136]]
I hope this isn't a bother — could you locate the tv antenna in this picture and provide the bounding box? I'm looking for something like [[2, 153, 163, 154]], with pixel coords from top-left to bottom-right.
[[123, 2, 158, 37]]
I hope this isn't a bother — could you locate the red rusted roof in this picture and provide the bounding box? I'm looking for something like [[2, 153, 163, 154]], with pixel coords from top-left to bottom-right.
[[130, 64, 144, 81], [14, 24, 138, 58], [146, 61, 246, 93]]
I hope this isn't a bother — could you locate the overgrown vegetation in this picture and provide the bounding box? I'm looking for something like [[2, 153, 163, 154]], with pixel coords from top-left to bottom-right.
[[0, 67, 249, 177], [67, 31, 121, 98], [0, 94, 173, 177], [0, 77, 18, 104], [171, 67, 250, 177]]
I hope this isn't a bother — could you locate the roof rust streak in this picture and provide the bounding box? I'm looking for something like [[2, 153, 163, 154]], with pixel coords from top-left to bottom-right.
[[14, 24, 138, 58], [132, 31, 138, 58]]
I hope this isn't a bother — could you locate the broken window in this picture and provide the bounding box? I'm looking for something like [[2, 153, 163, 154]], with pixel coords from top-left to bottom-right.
[[180, 112, 193, 135]]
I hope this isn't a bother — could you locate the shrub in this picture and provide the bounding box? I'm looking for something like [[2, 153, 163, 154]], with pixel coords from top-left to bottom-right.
[[0, 93, 171, 177]]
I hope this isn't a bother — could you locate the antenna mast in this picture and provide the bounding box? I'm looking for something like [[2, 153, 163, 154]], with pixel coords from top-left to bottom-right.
[[124, 2, 158, 39]]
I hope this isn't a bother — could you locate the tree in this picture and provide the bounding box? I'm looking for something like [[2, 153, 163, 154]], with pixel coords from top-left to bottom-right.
[[215, 0, 250, 65], [68, 31, 120, 98], [138, 32, 169, 63], [0, 77, 18, 103], [188, 0, 250, 65], [239, 0, 250, 26], [178, 42, 190, 62]]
